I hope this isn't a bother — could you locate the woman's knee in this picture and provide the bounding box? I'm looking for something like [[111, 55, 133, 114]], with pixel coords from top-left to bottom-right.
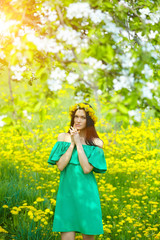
[[82, 234, 95, 240], [61, 231, 76, 240]]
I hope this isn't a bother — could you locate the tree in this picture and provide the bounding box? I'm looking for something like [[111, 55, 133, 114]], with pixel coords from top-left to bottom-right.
[[0, 0, 160, 126]]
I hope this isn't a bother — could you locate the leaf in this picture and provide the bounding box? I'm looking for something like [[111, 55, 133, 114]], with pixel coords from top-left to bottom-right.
[[157, 70, 160, 77], [111, 94, 121, 103], [34, 102, 42, 112], [41, 72, 48, 82], [117, 104, 128, 114], [36, 67, 46, 79], [104, 2, 113, 9], [102, 44, 114, 62]]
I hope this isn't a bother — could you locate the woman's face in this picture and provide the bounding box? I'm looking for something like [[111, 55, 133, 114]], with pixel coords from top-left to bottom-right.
[[73, 109, 87, 130]]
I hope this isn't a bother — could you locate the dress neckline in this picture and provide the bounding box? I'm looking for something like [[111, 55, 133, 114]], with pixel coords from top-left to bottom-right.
[[57, 141, 93, 147]]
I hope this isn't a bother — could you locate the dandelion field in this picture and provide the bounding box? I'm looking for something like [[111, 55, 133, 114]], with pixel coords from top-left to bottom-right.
[[0, 106, 160, 239]]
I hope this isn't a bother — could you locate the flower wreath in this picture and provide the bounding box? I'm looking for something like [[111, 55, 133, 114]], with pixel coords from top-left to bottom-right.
[[69, 103, 98, 124]]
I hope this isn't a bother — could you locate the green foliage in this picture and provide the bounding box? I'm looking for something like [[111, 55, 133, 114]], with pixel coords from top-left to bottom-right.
[[0, 0, 160, 125]]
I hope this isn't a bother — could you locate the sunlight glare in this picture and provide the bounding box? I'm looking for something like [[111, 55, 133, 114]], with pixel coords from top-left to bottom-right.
[[0, 11, 19, 37]]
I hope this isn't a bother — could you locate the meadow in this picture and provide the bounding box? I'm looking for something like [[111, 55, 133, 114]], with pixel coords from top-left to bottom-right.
[[0, 98, 160, 239], [1, 0, 160, 238]]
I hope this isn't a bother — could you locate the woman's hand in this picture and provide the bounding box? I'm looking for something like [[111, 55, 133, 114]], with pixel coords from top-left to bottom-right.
[[69, 126, 80, 145]]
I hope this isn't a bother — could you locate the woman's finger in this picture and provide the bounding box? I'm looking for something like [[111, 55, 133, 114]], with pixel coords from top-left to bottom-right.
[[69, 128, 75, 134], [69, 128, 73, 133], [70, 127, 76, 132], [70, 127, 78, 135]]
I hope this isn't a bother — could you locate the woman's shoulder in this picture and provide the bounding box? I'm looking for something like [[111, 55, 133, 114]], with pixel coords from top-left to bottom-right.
[[93, 138, 104, 148], [57, 132, 70, 142]]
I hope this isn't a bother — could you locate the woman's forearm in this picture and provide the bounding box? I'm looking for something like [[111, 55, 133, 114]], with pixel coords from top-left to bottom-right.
[[57, 144, 75, 171], [76, 143, 93, 174]]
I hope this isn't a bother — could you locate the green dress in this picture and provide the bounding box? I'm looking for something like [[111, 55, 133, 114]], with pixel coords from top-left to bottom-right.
[[48, 141, 107, 235]]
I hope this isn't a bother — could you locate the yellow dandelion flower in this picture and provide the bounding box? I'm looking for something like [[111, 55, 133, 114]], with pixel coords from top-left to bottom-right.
[[29, 215, 33, 220], [0, 226, 8, 233], [11, 210, 19, 215], [28, 211, 33, 216], [2, 205, 8, 208], [45, 208, 50, 213], [51, 189, 56, 193], [36, 197, 44, 202], [33, 217, 39, 222]]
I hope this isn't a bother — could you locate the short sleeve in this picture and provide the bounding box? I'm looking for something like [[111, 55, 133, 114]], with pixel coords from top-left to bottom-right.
[[47, 141, 69, 165], [88, 146, 107, 173]]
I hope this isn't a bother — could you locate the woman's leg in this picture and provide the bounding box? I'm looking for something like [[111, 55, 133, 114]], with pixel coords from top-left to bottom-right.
[[82, 234, 95, 240], [61, 231, 76, 240]]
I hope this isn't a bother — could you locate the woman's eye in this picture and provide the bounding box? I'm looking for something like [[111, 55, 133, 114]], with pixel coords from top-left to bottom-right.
[[74, 116, 85, 119]]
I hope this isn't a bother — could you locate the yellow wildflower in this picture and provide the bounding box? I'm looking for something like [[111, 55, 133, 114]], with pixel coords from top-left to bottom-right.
[[2, 205, 8, 208], [0, 226, 8, 233]]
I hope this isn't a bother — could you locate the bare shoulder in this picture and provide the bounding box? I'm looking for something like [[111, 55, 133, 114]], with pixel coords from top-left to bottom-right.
[[93, 138, 104, 148], [57, 132, 70, 142], [57, 132, 66, 141]]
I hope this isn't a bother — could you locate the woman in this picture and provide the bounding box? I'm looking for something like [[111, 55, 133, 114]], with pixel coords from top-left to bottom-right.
[[48, 102, 107, 240]]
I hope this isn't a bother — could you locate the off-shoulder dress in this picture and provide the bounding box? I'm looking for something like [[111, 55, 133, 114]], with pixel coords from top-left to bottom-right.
[[48, 141, 107, 235]]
